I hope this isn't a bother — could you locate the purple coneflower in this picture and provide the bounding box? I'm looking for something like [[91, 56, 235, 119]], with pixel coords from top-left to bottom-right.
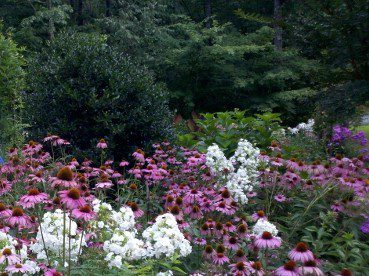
[[52, 166, 77, 188], [224, 235, 239, 250], [251, 210, 267, 221], [0, 248, 20, 265], [59, 188, 86, 209], [274, 261, 299, 276], [72, 205, 96, 221], [229, 261, 249, 275], [6, 263, 31, 274], [213, 253, 229, 265], [0, 202, 12, 218], [6, 207, 32, 229], [288, 242, 314, 262], [18, 188, 49, 209], [96, 139, 108, 149], [254, 231, 281, 249], [297, 260, 324, 276], [274, 194, 286, 202]]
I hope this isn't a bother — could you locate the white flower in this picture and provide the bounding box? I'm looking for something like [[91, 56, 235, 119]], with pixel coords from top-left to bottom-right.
[[252, 219, 278, 236], [157, 271, 173, 276], [142, 213, 192, 259], [206, 139, 260, 204], [288, 119, 315, 134], [30, 209, 86, 263], [206, 144, 234, 175]]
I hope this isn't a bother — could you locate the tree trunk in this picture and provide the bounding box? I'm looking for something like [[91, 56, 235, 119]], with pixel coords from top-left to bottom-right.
[[204, 0, 212, 28], [105, 0, 111, 17], [77, 0, 83, 25], [47, 0, 54, 40], [273, 0, 282, 51]]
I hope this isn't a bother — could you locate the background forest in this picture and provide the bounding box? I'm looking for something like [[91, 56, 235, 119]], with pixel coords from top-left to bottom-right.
[[1, 0, 369, 158]]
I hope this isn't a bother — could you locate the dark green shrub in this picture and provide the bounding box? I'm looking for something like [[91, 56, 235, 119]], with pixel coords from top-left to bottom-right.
[[0, 30, 26, 155], [25, 31, 173, 160]]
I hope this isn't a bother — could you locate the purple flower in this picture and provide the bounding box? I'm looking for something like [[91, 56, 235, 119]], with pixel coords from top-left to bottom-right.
[[360, 220, 369, 234]]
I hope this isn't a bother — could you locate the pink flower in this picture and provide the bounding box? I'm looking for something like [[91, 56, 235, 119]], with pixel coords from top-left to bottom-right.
[[0, 248, 20, 265], [119, 161, 129, 167], [72, 205, 96, 221], [254, 232, 281, 249], [59, 188, 86, 209], [274, 194, 286, 202], [274, 261, 299, 276], [6, 263, 31, 274], [132, 150, 145, 163], [0, 202, 12, 218], [95, 175, 113, 189], [52, 167, 77, 188], [0, 180, 12, 196], [212, 253, 229, 265], [6, 207, 32, 229], [18, 188, 49, 209], [96, 139, 108, 149], [297, 260, 324, 276], [45, 268, 63, 276], [288, 242, 314, 262], [127, 202, 144, 218], [224, 235, 239, 250], [229, 261, 249, 275], [251, 210, 267, 222]]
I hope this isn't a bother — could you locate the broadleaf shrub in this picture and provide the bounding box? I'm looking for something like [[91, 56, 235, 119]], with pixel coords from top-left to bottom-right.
[[25, 31, 173, 160]]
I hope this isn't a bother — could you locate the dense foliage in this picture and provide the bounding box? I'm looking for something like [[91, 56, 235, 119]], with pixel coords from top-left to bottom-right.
[[0, 29, 26, 154], [25, 32, 172, 160]]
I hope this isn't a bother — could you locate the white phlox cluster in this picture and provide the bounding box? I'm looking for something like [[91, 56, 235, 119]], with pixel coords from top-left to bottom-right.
[[142, 213, 192, 259], [30, 209, 85, 265], [252, 219, 279, 237], [288, 119, 315, 134], [206, 139, 260, 204]]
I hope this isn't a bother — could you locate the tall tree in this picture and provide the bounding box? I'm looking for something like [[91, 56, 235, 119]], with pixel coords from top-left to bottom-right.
[[204, 0, 211, 28], [273, 0, 282, 50]]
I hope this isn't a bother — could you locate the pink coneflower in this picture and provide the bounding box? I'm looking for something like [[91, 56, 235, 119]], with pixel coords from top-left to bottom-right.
[[233, 249, 247, 262], [246, 261, 264, 276], [254, 231, 281, 249], [338, 268, 353, 276], [274, 261, 299, 276], [59, 188, 86, 209], [236, 224, 248, 238], [297, 260, 324, 276], [0, 248, 20, 265], [288, 242, 314, 262], [72, 205, 96, 221], [247, 191, 257, 198], [189, 205, 203, 219], [6, 207, 32, 229], [6, 263, 31, 274], [215, 201, 234, 215], [194, 238, 206, 245], [203, 245, 215, 259], [251, 210, 267, 221], [274, 194, 286, 202], [213, 253, 229, 265], [52, 167, 77, 188], [132, 149, 145, 163], [95, 175, 113, 189], [45, 268, 63, 276], [0, 180, 12, 196], [127, 202, 144, 218], [224, 235, 239, 250], [0, 222, 10, 233], [224, 221, 236, 232], [229, 261, 249, 275], [0, 202, 12, 218], [331, 202, 344, 212], [18, 188, 49, 208], [119, 160, 129, 167], [96, 139, 108, 149], [183, 189, 203, 204]]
